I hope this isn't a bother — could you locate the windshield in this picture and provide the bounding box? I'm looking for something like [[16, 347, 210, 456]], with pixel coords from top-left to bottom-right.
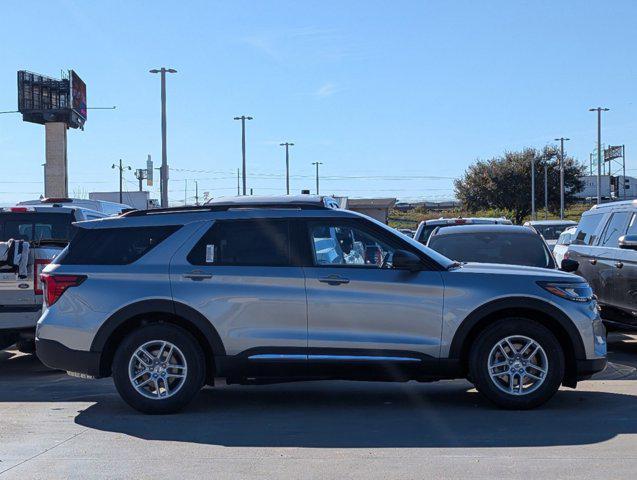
[[0, 212, 75, 243], [428, 232, 554, 269]]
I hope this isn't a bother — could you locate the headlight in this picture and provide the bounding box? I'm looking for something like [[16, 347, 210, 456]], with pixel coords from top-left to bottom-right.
[[538, 281, 594, 302]]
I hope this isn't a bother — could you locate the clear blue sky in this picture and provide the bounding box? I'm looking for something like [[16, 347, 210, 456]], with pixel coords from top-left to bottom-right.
[[1, 0, 636, 205]]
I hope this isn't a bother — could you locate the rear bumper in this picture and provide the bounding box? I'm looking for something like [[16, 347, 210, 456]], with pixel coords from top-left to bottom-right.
[[36, 338, 102, 378], [0, 305, 41, 331], [576, 358, 608, 380]]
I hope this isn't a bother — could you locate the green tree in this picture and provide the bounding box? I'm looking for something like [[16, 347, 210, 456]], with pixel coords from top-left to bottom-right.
[[454, 147, 585, 224]]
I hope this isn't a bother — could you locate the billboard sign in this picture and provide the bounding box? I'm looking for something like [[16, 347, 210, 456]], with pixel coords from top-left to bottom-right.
[[146, 155, 154, 186], [69, 70, 87, 121]]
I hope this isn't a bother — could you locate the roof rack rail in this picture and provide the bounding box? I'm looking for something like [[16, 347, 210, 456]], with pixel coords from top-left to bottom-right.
[[122, 202, 328, 217]]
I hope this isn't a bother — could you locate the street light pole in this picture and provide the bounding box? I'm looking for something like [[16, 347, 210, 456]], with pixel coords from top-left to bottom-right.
[[280, 142, 294, 195], [554, 137, 570, 219], [149, 68, 177, 208], [234, 116, 253, 195], [589, 107, 609, 205], [312, 162, 323, 194]]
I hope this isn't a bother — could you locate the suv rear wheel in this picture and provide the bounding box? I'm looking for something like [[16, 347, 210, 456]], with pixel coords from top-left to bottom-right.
[[469, 318, 565, 409], [112, 323, 206, 414]]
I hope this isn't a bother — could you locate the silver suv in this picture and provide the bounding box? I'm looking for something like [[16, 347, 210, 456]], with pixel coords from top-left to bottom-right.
[[35, 195, 607, 413]]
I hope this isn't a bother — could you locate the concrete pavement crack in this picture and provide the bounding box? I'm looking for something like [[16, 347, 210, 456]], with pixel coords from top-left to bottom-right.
[[0, 429, 87, 476]]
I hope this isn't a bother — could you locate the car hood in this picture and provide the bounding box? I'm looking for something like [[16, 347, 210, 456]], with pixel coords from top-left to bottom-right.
[[452, 262, 582, 281]]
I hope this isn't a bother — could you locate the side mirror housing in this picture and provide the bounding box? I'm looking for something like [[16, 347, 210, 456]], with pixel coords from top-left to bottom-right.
[[560, 258, 579, 273], [619, 234, 637, 251], [392, 249, 423, 272]]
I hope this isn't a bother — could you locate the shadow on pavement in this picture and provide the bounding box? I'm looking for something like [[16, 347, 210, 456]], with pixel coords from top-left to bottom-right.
[[1, 336, 636, 449]]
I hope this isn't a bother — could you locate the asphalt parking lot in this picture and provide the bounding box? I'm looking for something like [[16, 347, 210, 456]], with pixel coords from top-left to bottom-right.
[[1, 334, 636, 480]]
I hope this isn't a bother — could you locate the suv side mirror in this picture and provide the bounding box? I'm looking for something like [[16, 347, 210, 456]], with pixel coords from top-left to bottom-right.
[[619, 234, 637, 251], [560, 258, 579, 273], [392, 250, 423, 272]]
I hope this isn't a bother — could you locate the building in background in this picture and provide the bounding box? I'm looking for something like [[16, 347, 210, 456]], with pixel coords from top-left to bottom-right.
[[345, 198, 396, 224], [89, 191, 158, 211]]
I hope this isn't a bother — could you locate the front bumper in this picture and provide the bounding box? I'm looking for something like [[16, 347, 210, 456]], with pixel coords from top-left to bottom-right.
[[36, 338, 102, 378]]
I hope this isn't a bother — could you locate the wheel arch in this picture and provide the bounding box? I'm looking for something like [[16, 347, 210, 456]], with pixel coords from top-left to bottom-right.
[[448, 297, 585, 387], [91, 299, 225, 381]]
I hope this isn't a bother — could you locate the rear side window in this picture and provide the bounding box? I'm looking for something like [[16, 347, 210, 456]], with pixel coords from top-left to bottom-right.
[[573, 213, 604, 246], [188, 219, 291, 266], [0, 212, 75, 243], [428, 232, 554, 269], [60, 226, 179, 265]]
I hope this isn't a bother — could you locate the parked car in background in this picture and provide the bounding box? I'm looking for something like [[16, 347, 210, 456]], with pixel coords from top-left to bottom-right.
[[36, 195, 605, 414], [567, 200, 637, 331], [19, 197, 131, 216], [523, 220, 578, 251], [553, 226, 577, 267], [414, 217, 512, 245], [397, 228, 416, 238], [0, 205, 107, 352], [427, 224, 556, 269]]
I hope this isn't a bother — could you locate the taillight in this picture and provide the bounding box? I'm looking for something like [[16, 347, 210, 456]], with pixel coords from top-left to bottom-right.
[[33, 259, 51, 295], [40, 274, 86, 307], [564, 251, 570, 260]]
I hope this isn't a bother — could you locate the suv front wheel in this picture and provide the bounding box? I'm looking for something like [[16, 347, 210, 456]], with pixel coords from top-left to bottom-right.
[[112, 323, 206, 414], [469, 318, 565, 409]]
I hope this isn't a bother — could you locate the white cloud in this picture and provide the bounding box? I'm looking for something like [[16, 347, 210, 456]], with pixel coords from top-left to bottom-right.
[[314, 82, 339, 98]]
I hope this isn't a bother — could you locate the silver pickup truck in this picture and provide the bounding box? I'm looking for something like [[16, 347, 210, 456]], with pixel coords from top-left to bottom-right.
[[0, 205, 107, 352]]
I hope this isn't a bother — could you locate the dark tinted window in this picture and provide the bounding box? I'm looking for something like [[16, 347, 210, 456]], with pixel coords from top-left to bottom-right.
[[188, 219, 291, 266], [599, 212, 630, 247], [428, 232, 553, 268], [417, 225, 438, 244], [533, 224, 574, 240], [573, 213, 604, 246], [60, 226, 179, 265], [0, 212, 75, 243]]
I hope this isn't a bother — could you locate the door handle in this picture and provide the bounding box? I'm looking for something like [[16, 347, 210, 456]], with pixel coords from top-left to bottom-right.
[[318, 275, 350, 285], [183, 271, 213, 280], [616, 262, 624, 269], [589, 259, 597, 265]]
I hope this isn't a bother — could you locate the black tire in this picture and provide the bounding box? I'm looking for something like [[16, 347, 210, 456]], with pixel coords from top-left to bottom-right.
[[469, 318, 565, 410], [112, 323, 206, 414]]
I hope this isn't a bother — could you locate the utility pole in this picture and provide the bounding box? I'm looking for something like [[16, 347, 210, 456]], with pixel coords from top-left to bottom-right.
[[623, 145, 627, 199], [589, 107, 609, 205], [234, 115, 253, 195], [112, 159, 131, 204], [195, 181, 199, 206], [149, 68, 177, 207], [184, 179, 188, 206], [135, 169, 145, 191], [554, 137, 570, 219], [544, 162, 548, 220], [236, 168, 240, 196], [312, 161, 323, 194], [280, 142, 294, 194], [531, 157, 536, 220]]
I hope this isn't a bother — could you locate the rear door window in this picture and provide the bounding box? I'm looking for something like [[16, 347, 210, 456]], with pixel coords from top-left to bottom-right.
[[599, 212, 630, 247], [59, 226, 179, 265], [573, 213, 604, 246], [188, 219, 292, 266]]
